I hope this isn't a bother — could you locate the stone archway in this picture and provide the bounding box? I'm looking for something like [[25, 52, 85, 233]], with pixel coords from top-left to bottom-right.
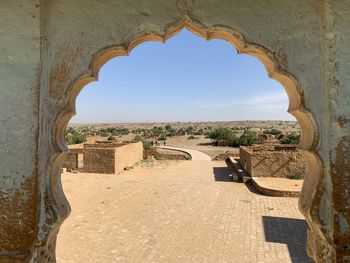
[[51, 18, 321, 261], [2, 2, 349, 262]]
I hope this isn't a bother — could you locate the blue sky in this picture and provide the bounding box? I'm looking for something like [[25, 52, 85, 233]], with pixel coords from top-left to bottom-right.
[[71, 29, 294, 123]]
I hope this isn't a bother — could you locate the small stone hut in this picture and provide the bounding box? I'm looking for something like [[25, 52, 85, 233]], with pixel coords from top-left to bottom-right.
[[63, 141, 143, 174]]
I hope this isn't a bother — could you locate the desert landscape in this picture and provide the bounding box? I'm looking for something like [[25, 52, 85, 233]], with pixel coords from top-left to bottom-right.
[[56, 120, 312, 262]]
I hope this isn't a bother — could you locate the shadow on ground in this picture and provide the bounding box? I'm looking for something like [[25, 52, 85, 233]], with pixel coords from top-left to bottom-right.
[[262, 216, 314, 263], [212, 167, 233, 182]]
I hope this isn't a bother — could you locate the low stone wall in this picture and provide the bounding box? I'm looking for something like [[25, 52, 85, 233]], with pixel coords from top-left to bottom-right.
[[115, 142, 143, 173], [144, 147, 191, 160], [239, 145, 305, 178]]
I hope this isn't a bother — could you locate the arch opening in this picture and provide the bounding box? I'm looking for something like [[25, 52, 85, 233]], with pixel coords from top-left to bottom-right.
[[51, 18, 322, 262]]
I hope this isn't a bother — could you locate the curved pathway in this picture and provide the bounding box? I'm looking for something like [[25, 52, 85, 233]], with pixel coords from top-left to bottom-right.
[[156, 146, 212, 161]]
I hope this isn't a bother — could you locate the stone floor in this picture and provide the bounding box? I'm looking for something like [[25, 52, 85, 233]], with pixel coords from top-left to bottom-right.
[[57, 160, 314, 263]]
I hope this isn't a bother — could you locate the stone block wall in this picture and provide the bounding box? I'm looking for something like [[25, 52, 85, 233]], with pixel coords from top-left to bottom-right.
[[62, 142, 143, 174], [62, 148, 84, 171], [239, 145, 305, 178], [82, 148, 116, 174]]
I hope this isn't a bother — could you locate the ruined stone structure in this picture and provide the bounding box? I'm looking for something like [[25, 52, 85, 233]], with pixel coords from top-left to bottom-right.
[[239, 145, 305, 178], [63, 142, 143, 174], [1, 1, 350, 262]]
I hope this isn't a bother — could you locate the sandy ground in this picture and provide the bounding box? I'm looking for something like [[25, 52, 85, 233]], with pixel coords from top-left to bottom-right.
[[57, 160, 312, 263]]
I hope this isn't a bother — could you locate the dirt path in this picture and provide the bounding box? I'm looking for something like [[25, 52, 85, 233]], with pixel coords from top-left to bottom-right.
[[57, 160, 312, 263]]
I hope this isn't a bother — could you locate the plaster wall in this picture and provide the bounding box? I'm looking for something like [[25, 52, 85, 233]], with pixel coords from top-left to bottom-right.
[[1, 1, 350, 262], [115, 142, 143, 173], [0, 1, 41, 255]]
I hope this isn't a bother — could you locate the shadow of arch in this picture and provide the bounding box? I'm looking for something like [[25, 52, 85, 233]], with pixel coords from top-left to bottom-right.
[[51, 16, 324, 249]]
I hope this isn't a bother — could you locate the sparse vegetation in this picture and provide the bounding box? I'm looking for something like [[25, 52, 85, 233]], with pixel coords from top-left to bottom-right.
[[158, 134, 167, 141], [65, 127, 87, 145], [280, 132, 300, 145], [288, 173, 304, 180], [134, 135, 152, 150], [107, 136, 116, 141], [209, 128, 258, 147]]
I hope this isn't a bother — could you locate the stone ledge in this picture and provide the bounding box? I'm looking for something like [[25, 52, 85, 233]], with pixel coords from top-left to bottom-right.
[[251, 177, 302, 197]]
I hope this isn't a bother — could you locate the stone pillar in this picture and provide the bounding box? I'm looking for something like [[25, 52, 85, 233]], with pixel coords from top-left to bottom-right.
[[310, 1, 350, 261], [0, 1, 44, 262]]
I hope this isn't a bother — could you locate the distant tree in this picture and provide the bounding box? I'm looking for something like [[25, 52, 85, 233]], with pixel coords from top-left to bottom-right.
[[263, 129, 282, 135], [134, 135, 142, 141], [185, 126, 194, 135], [66, 133, 86, 145], [165, 124, 172, 131], [166, 129, 177, 137], [209, 128, 239, 146], [238, 131, 258, 146], [142, 140, 151, 149], [158, 134, 167, 141], [280, 132, 300, 145], [176, 128, 186, 135], [133, 135, 151, 149], [100, 132, 108, 137]]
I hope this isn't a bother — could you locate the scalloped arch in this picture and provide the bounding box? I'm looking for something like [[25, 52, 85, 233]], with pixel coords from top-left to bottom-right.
[[53, 17, 321, 225]]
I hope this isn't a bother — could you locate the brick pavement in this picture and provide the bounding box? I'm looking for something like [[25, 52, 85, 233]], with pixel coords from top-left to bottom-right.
[[57, 160, 314, 263]]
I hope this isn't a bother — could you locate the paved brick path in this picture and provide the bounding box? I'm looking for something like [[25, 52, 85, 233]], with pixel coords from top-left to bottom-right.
[[57, 160, 313, 263]]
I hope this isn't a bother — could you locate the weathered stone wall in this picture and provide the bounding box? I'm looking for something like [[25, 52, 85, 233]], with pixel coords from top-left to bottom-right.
[[83, 142, 127, 149], [63, 152, 78, 171], [82, 148, 115, 174], [115, 142, 143, 173], [239, 145, 305, 178]]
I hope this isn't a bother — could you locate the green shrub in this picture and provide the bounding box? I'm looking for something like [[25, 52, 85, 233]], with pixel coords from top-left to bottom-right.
[[142, 140, 152, 150], [158, 134, 167, 141], [288, 173, 304, 180], [107, 136, 116, 141], [134, 135, 151, 150], [280, 132, 300, 145], [238, 130, 258, 146], [66, 133, 86, 145], [100, 132, 108, 137]]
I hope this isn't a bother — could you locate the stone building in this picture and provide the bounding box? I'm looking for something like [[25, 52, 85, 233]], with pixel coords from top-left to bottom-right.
[[1, 1, 350, 262], [239, 145, 305, 178], [63, 142, 143, 174]]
